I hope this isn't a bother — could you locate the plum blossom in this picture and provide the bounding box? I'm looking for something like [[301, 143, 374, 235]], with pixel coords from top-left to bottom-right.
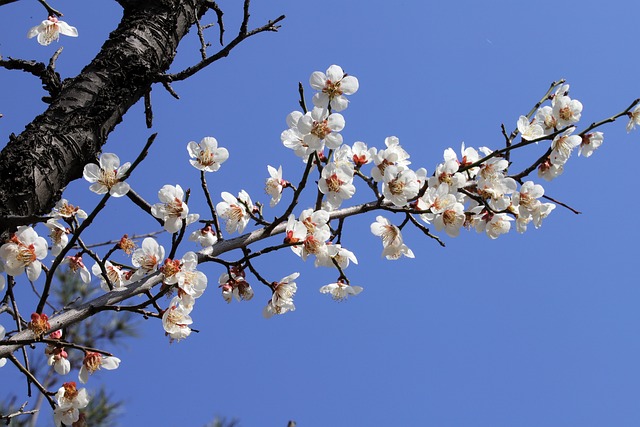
[[45, 219, 69, 257], [28, 312, 50, 337], [219, 266, 253, 303], [28, 16, 78, 46], [296, 107, 345, 151], [163, 252, 207, 299], [263, 272, 299, 318], [281, 111, 313, 159], [371, 136, 411, 182], [351, 141, 374, 167], [550, 128, 581, 166], [187, 136, 229, 172], [189, 225, 218, 254], [320, 280, 363, 301], [318, 163, 355, 211], [627, 105, 640, 132], [51, 199, 87, 220], [315, 243, 358, 269], [151, 184, 198, 233], [553, 95, 583, 128], [265, 165, 288, 207], [517, 115, 544, 141], [162, 296, 193, 340], [370, 216, 414, 260], [309, 64, 359, 112], [46, 346, 71, 375], [578, 132, 604, 158], [537, 158, 564, 181], [78, 352, 121, 384], [53, 382, 89, 427], [131, 238, 165, 278], [0, 225, 48, 281], [433, 202, 466, 238], [382, 166, 424, 207], [535, 106, 558, 135], [216, 190, 254, 234], [83, 153, 130, 197], [61, 254, 91, 284], [92, 260, 127, 291]]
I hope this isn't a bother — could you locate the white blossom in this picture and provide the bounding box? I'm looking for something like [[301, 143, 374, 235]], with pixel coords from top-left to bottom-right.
[[0, 226, 48, 281], [82, 153, 130, 197], [309, 64, 359, 112], [28, 16, 78, 46], [216, 190, 253, 234], [187, 136, 229, 172], [151, 184, 198, 233], [578, 132, 604, 158], [370, 216, 415, 260], [319, 280, 363, 301], [53, 382, 89, 427], [78, 352, 121, 384]]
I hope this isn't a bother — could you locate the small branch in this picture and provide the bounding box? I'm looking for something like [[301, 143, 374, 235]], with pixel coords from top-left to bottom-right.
[[8, 355, 55, 409], [157, 14, 285, 83], [298, 82, 308, 113], [37, 0, 63, 17], [200, 171, 223, 239], [195, 19, 209, 60], [579, 98, 640, 135], [541, 193, 581, 215], [161, 81, 180, 99], [407, 215, 445, 247], [205, 1, 225, 45], [144, 88, 153, 128]]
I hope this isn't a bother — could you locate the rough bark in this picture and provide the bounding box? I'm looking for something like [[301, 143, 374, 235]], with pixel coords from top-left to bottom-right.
[[0, 0, 206, 232]]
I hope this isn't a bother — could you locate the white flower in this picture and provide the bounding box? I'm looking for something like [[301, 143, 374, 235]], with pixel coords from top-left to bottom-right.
[[131, 238, 165, 278], [51, 199, 87, 220], [151, 184, 197, 233], [281, 111, 313, 159], [318, 163, 355, 211], [187, 137, 229, 172], [162, 296, 193, 340], [61, 254, 91, 284], [297, 107, 345, 151], [265, 165, 287, 207], [550, 128, 581, 166], [320, 280, 363, 301], [263, 272, 299, 318], [27, 16, 78, 46], [309, 64, 359, 112], [382, 166, 422, 207], [370, 216, 414, 260], [78, 352, 121, 384], [92, 260, 126, 291], [553, 95, 583, 128], [578, 132, 604, 158], [627, 105, 640, 132], [351, 141, 374, 167], [169, 252, 207, 299], [82, 153, 130, 197], [537, 158, 564, 182], [433, 202, 465, 238], [0, 226, 48, 280], [45, 219, 69, 257], [46, 346, 71, 376], [219, 266, 253, 303], [189, 225, 218, 248], [216, 190, 253, 234], [517, 115, 544, 141], [315, 243, 358, 269], [535, 106, 558, 135], [484, 213, 513, 239], [371, 136, 411, 182], [53, 382, 89, 427]]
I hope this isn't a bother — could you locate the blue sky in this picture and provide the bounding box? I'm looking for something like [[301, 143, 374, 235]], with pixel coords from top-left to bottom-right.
[[1, 1, 640, 426]]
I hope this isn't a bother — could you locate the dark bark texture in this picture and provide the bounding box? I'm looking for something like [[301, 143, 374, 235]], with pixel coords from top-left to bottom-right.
[[0, 0, 206, 232]]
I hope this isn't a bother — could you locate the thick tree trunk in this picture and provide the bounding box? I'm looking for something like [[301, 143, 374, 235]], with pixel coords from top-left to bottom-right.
[[0, 0, 205, 232]]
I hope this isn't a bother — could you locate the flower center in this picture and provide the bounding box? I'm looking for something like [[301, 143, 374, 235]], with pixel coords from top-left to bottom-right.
[[99, 168, 119, 189], [388, 177, 405, 195], [198, 148, 215, 166], [311, 120, 331, 139], [326, 173, 343, 193]]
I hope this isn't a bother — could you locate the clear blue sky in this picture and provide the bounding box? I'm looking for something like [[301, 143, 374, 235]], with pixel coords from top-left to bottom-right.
[[2, 1, 640, 426]]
